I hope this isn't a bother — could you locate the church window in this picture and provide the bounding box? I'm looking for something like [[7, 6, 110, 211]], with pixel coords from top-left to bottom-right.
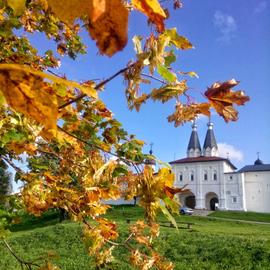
[[232, 197, 237, 203], [229, 176, 233, 180], [213, 172, 217, 181], [190, 173, 194, 181], [204, 172, 208, 181], [179, 173, 183, 181]]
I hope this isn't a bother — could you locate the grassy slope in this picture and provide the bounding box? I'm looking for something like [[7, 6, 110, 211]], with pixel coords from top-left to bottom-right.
[[208, 211, 270, 223], [1, 207, 270, 270]]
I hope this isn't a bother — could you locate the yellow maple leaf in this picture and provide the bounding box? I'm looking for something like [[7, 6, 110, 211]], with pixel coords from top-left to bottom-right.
[[132, 0, 167, 32], [0, 69, 58, 138]]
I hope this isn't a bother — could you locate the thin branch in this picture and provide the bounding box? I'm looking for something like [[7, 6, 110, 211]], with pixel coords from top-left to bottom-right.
[[141, 73, 166, 84], [58, 63, 136, 110], [36, 148, 62, 160], [47, 69, 66, 78], [48, 69, 101, 82], [3, 239, 41, 269], [57, 125, 144, 166], [1, 156, 23, 174], [57, 125, 118, 158]]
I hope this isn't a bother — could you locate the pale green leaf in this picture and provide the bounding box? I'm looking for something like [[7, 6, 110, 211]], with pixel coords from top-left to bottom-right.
[[164, 51, 176, 67], [163, 197, 179, 214], [160, 204, 178, 230], [163, 28, 193, 50], [157, 64, 177, 83]]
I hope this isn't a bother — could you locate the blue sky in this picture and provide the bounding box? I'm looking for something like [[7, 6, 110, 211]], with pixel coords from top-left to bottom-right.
[[22, 0, 270, 172]]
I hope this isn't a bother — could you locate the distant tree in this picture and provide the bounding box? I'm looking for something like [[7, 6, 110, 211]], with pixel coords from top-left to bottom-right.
[[0, 160, 12, 206]]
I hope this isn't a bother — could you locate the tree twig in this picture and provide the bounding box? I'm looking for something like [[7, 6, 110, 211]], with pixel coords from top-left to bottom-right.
[[58, 63, 136, 110], [1, 156, 24, 174], [3, 239, 41, 269], [141, 73, 166, 84], [57, 125, 145, 167]]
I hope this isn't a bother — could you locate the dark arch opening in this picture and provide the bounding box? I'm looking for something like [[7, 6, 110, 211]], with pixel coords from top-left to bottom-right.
[[185, 195, 196, 209], [210, 197, 219, 211]]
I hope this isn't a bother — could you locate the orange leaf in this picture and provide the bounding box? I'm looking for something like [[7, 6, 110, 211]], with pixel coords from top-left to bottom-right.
[[132, 0, 167, 32], [88, 0, 129, 56], [91, 0, 106, 22], [164, 185, 189, 199], [47, 0, 91, 25], [205, 79, 249, 122], [167, 103, 211, 127], [48, 0, 128, 56]]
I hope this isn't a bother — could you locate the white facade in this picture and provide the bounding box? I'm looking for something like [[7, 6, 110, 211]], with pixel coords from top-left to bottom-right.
[[243, 171, 270, 213], [170, 123, 270, 213], [171, 159, 247, 210]]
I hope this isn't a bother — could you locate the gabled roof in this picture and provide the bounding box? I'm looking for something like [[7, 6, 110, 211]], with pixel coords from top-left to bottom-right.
[[203, 123, 217, 150], [169, 156, 237, 170], [238, 164, 270, 173]]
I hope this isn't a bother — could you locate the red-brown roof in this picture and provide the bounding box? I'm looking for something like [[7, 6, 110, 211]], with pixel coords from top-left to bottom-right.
[[169, 156, 237, 170]]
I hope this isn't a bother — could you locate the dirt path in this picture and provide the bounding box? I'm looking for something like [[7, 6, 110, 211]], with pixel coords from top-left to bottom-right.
[[204, 216, 270, 225]]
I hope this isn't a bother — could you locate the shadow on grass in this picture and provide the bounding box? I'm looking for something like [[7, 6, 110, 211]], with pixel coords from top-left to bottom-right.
[[8, 210, 61, 233]]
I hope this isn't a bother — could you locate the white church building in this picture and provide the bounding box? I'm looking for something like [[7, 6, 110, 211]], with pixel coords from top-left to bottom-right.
[[170, 122, 270, 213]]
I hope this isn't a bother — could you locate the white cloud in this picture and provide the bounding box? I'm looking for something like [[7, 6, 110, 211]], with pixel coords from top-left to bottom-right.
[[217, 143, 244, 162], [254, 1, 268, 14], [213, 11, 237, 44]]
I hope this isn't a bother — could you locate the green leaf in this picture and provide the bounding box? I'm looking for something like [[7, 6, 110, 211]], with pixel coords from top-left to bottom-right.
[[160, 204, 178, 230], [157, 64, 177, 83], [151, 81, 187, 103], [7, 0, 26, 16], [1, 130, 26, 145], [164, 50, 176, 67], [112, 165, 128, 177], [163, 28, 193, 50], [163, 197, 179, 214]]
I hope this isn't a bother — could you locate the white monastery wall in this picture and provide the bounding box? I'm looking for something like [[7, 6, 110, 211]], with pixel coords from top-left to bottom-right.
[[244, 171, 270, 213], [224, 173, 246, 211]]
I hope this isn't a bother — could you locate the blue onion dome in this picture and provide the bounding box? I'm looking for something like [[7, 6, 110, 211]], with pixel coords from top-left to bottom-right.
[[254, 158, 264, 165]]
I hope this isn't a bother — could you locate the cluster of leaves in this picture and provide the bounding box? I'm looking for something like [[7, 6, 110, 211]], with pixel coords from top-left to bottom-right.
[[0, 0, 249, 269]]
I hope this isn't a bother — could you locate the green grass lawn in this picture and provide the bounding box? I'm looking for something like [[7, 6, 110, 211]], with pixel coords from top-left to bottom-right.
[[1, 206, 270, 270], [208, 211, 270, 223]]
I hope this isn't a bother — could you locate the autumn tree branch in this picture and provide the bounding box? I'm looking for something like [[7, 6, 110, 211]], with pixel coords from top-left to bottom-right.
[[57, 125, 145, 167], [58, 63, 136, 110], [1, 156, 24, 174], [3, 239, 41, 270], [141, 73, 166, 84]]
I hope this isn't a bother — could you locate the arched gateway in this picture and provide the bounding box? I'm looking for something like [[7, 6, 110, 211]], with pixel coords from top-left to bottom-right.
[[205, 192, 219, 210], [179, 191, 196, 209]]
